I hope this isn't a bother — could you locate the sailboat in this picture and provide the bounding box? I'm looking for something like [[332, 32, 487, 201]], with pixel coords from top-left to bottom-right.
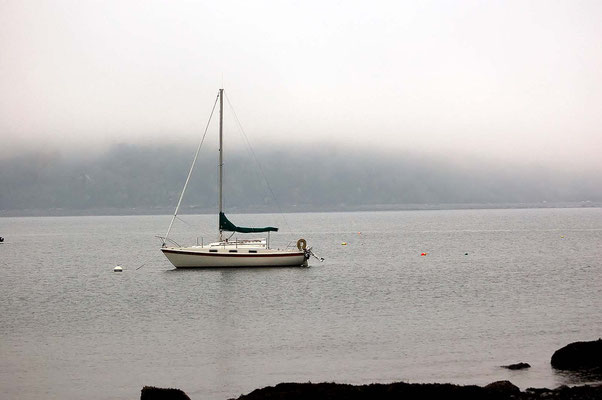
[[160, 89, 320, 268]]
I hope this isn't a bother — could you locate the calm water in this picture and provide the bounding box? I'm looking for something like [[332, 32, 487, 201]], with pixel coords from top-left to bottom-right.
[[1, 209, 601, 400]]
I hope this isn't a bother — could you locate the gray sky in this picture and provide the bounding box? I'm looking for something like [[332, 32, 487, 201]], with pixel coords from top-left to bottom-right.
[[1, 0, 601, 169]]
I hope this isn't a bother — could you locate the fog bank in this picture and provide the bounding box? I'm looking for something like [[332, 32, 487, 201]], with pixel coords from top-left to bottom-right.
[[1, 144, 599, 215]]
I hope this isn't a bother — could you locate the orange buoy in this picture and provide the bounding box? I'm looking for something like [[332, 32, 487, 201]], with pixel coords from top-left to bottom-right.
[[421, 252, 427, 256]]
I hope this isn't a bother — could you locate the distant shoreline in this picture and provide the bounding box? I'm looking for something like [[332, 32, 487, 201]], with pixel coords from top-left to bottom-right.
[[1, 201, 600, 218]]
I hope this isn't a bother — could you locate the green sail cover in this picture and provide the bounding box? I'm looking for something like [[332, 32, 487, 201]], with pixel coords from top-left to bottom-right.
[[219, 212, 278, 233]]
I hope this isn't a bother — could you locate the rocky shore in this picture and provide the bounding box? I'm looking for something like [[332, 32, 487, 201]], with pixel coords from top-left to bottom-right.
[[142, 381, 602, 400], [233, 381, 602, 400], [141, 340, 602, 400]]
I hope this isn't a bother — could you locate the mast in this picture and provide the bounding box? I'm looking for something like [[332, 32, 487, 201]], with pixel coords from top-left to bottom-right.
[[218, 88, 224, 241]]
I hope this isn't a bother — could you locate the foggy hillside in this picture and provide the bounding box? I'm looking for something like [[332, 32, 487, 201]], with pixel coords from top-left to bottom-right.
[[0, 144, 600, 215]]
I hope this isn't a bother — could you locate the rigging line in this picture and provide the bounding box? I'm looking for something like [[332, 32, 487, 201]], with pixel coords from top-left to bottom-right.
[[173, 216, 212, 243], [228, 107, 268, 210], [175, 215, 196, 228], [163, 92, 220, 245], [224, 92, 292, 233]]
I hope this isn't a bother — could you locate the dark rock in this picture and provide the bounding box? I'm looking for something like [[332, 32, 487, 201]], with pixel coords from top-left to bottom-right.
[[502, 362, 531, 370], [526, 387, 552, 394], [551, 339, 602, 370], [141, 386, 191, 400], [485, 380, 521, 395], [555, 384, 602, 400]]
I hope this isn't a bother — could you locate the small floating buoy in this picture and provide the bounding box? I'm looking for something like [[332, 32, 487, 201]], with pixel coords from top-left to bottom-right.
[[341, 242, 347, 246], [560, 235, 565, 238], [113, 265, 123, 272], [421, 252, 427, 256]]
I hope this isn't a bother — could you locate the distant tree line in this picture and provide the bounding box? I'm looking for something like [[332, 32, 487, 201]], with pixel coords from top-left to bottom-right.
[[0, 143, 600, 213]]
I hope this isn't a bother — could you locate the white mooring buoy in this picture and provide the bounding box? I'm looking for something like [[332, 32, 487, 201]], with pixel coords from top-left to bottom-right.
[[113, 265, 123, 272]]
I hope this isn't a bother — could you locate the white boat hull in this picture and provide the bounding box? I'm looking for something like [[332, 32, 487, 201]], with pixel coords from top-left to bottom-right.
[[161, 247, 307, 268]]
